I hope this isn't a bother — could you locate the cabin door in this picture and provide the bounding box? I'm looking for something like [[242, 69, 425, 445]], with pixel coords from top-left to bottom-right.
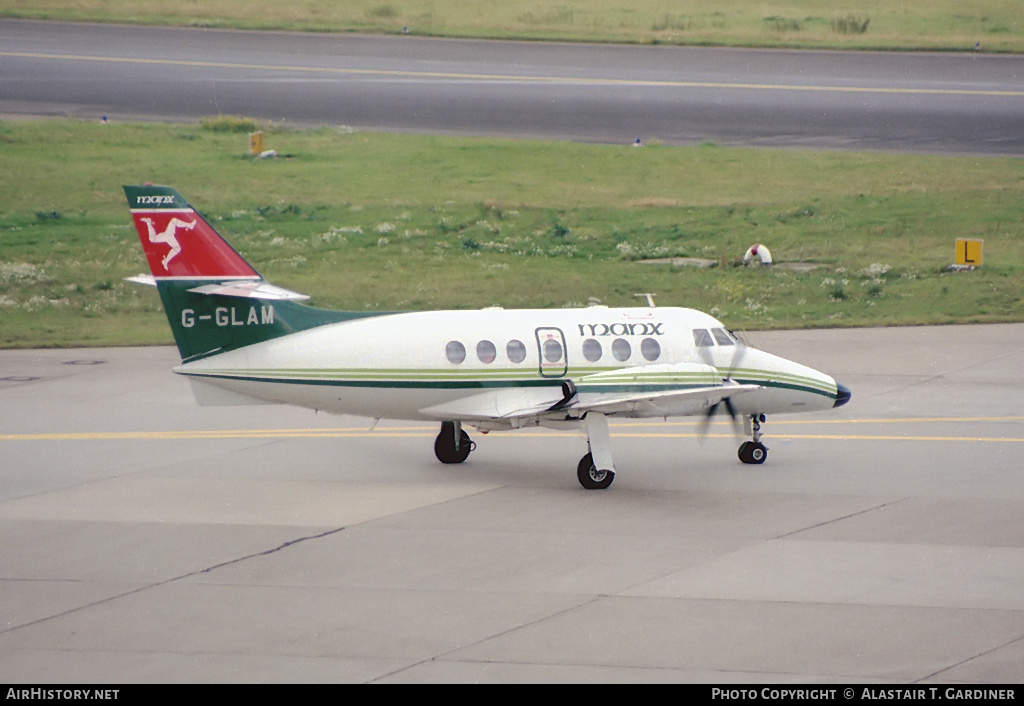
[[535, 327, 568, 378]]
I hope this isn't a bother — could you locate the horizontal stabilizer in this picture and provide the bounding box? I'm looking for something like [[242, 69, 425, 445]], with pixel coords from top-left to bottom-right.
[[125, 273, 157, 287], [187, 280, 310, 301]]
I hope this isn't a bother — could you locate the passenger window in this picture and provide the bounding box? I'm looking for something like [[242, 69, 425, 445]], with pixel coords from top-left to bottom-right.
[[582, 338, 602, 362], [640, 337, 661, 361], [445, 340, 466, 364], [477, 340, 496, 364], [612, 338, 631, 362], [507, 339, 527, 364], [693, 329, 714, 347], [712, 328, 735, 346], [542, 338, 563, 363]]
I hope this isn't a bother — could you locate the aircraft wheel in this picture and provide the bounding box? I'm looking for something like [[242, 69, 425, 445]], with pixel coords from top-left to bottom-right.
[[738, 441, 768, 465], [434, 422, 473, 464], [577, 452, 614, 490]]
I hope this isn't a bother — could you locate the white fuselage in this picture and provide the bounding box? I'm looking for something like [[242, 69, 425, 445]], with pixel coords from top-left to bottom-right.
[[175, 306, 841, 424]]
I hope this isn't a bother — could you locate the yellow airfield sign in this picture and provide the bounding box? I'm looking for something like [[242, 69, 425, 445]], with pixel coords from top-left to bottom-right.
[[955, 239, 983, 267], [249, 131, 265, 156]]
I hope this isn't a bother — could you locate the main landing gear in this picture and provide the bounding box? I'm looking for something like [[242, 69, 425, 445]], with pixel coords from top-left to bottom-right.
[[577, 453, 614, 490], [433, 416, 617, 490], [738, 414, 768, 465], [434, 421, 475, 464], [577, 411, 615, 489]]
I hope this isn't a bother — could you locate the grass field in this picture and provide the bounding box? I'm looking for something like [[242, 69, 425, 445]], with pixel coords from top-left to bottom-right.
[[3, 0, 1024, 52], [1, 119, 1022, 348]]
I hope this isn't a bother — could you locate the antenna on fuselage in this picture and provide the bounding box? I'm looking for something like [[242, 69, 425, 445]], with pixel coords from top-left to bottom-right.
[[634, 293, 656, 307]]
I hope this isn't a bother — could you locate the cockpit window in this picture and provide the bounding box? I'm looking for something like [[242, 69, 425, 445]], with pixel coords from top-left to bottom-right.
[[711, 328, 735, 346], [693, 329, 714, 347]]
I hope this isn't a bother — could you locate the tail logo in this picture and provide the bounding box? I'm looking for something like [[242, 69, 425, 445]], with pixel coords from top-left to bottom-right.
[[140, 217, 196, 270]]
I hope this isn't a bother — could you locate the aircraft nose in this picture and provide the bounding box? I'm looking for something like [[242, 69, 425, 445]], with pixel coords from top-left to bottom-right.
[[833, 382, 852, 408]]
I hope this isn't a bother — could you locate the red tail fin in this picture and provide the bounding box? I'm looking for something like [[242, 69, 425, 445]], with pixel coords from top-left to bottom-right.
[[124, 185, 259, 280]]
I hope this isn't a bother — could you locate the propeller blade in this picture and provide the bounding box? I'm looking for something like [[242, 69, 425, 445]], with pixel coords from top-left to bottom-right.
[[699, 392, 743, 441], [698, 401, 718, 442], [722, 396, 743, 438], [724, 334, 748, 382]]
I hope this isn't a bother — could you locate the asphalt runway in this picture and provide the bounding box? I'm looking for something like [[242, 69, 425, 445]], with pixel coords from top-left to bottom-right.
[[3, 20, 1024, 154], [2, 324, 1023, 683]]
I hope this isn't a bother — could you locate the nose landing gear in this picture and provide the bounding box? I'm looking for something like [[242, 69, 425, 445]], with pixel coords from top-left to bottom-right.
[[738, 414, 768, 465]]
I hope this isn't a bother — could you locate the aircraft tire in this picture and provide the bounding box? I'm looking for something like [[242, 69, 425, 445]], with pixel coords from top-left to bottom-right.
[[738, 441, 768, 465], [577, 453, 614, 490], [434, 422, 473, 464]]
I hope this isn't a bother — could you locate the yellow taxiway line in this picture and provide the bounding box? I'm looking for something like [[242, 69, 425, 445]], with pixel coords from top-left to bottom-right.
[[3, 417, 1023, 443]]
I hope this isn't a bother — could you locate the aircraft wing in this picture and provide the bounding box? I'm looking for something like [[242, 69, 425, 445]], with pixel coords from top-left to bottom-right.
[[419, 386, 569, 422], [418, 363, 762, 424], [567, 364, 760, 417], [570, 381, 761, 416]]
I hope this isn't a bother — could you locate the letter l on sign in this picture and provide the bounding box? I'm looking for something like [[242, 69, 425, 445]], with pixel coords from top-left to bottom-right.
[[955, 239, 983, 266]]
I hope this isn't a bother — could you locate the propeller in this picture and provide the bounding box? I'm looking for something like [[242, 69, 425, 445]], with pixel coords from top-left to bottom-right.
[[697, 329, 750, 441]]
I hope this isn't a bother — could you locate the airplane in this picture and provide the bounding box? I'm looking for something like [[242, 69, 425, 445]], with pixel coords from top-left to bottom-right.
[[124, 184, 850, 490]]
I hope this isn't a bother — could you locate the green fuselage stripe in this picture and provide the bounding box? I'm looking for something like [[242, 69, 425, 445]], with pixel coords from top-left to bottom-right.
[[183, 370, 838, 399]]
